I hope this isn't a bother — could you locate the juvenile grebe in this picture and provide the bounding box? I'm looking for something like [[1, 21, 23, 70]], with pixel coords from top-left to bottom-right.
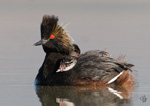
[[56, 44, 80, 72], [34, 15, 134, 86]]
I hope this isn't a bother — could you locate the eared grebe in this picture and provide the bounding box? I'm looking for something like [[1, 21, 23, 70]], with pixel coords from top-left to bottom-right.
[[34, 15, 134, 86], [56, 44, 80, 72]]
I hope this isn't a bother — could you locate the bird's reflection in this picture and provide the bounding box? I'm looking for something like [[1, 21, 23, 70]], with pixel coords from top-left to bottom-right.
[[35, 85, 133, 106]]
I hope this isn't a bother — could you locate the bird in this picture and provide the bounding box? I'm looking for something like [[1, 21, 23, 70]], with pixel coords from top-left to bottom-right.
[[34, 15, 134, 86], [56, 44, 80, 72]]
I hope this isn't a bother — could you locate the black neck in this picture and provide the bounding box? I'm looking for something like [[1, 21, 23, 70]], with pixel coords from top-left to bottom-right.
[[35, 52, 63, 85], [42, 52, 63, 75]]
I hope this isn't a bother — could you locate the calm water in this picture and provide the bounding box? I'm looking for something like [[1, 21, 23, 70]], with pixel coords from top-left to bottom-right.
[[0, 0, 150, 106]]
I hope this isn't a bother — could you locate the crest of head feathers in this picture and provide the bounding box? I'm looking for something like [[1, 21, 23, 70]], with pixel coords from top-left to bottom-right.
[[41, 15, 74, 53]]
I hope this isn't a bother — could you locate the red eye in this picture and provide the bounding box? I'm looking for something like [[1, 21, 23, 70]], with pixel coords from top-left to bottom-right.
[[50, 35, 55, 39]]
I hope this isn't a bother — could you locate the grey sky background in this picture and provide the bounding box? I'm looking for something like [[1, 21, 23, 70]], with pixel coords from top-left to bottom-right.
[[0, 0, 150, 65]]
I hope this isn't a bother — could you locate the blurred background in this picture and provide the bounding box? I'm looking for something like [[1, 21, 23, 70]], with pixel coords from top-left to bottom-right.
[[0, 0, 150, 106]]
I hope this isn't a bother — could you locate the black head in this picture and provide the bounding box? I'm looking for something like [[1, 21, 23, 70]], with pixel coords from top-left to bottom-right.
[[73, 44, 80, 53], [70, 44, 81, 57], [34, 15, 74, 54]]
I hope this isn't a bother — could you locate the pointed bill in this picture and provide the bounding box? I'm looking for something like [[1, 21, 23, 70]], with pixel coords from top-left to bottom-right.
[[34, 39, 48, 46]]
